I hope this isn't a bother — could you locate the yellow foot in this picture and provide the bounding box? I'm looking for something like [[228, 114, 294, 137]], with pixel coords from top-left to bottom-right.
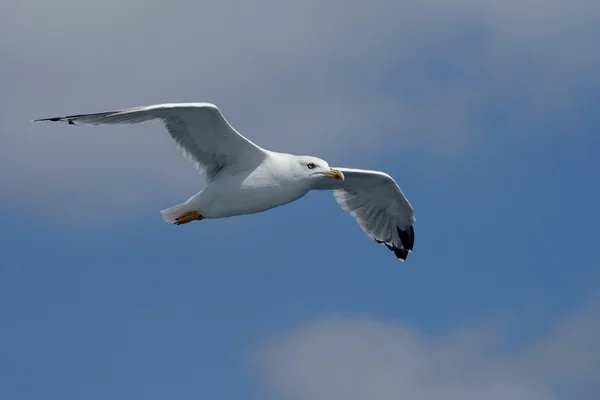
[[173, 211, 203, 225]]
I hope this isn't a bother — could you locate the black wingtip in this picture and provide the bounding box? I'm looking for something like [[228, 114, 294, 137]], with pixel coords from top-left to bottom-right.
[[375, 224, 415, 261], [33, 110, 117, 124], [393, 246, 409, 261], [397, 225, 415, 252], [375, 238, 409, 261], [32, 117, 66, 123]]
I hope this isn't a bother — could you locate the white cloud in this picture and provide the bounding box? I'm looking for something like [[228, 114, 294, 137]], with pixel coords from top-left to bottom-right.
[[1, 0, 598, 221], [254, 297, 600, 400]]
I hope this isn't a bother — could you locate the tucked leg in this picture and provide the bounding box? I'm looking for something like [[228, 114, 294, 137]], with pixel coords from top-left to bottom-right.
[[173, 211, 203, 225]]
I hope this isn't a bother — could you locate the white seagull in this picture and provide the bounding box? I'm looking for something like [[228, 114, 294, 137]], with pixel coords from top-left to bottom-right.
[[34, 103, 416, 261]]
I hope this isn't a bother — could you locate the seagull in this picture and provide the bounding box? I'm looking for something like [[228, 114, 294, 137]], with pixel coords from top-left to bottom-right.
[[34, 103, 416, 261]]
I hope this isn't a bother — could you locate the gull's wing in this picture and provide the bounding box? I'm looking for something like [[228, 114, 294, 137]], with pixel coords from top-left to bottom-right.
[[33, 103, 267, 183], [314, 168, 416, 261]]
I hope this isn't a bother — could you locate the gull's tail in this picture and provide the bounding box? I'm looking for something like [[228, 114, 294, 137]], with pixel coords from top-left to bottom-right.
[[160, 203, 190, 224]]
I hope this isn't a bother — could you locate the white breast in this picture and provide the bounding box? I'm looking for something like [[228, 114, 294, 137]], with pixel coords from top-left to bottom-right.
[[187, 155, 310, 218]]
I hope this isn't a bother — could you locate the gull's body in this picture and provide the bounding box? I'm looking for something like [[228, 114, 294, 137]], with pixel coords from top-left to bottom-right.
[[34, 103, 416, 261], [186, 151, 317, 218]]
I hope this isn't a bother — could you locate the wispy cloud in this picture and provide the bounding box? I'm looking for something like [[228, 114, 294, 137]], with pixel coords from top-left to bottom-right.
[[1, 0, 598, 220], [254, 296, 600, 400]]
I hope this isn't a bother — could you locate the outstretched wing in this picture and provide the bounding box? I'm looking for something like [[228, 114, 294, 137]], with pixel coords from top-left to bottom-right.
[[34, 103, 267, 183], [315, 168, 416, 261]]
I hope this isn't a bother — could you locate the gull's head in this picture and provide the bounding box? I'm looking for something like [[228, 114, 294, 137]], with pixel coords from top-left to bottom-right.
[[292, 156, 345, 185]]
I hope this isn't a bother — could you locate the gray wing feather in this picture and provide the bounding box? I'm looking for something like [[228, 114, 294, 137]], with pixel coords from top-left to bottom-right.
[[315, 168, 416, 261], [34, 103, 266, 183]]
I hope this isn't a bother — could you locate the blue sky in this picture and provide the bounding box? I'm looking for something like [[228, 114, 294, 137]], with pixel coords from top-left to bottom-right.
[[1, 1, 599, 399]]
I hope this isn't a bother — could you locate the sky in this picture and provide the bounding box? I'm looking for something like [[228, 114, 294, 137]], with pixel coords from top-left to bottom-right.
[[1, 0, 599, 399]]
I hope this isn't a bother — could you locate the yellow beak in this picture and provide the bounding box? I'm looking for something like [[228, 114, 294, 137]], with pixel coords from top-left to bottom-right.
[[324, 169, 345, 181]]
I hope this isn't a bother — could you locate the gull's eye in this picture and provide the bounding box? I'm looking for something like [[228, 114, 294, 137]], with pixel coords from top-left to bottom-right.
[[307, 163, 315, 169]]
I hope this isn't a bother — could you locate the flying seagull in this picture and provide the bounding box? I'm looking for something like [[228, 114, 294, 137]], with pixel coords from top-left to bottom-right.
[[34, 103, 416, 261]]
